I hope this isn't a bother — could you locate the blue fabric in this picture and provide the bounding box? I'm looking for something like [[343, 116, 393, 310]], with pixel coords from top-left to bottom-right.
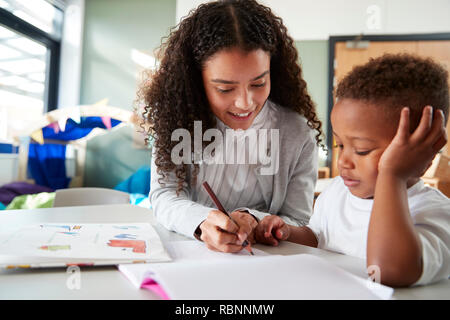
[[43, 117, 121, 141], [0, 202, 5, 210], [28, 116, 122, 190], [114, 166, 151, 195], [28, 143, 71, 190], [129, 193, 150, 207]]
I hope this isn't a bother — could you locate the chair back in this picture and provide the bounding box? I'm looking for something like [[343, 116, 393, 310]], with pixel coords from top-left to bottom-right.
[[53, 187, 130, 207]]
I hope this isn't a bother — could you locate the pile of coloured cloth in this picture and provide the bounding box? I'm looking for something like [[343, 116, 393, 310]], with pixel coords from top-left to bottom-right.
[[29, 117, 122, 190], [0, 164, 152, 210], [0, 181, 54, 207], [3, 192, 55, 210]]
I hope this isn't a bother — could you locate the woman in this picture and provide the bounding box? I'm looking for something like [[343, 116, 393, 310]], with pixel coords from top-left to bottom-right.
[[139, 0, 323, 253]]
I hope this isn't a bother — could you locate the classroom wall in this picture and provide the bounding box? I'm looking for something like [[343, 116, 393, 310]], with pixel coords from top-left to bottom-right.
[[80, 0, 176, 188]]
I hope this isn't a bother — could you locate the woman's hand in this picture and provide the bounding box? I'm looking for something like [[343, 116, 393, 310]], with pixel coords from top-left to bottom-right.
[[378, 106, 447, 181], [229, 210, 258, 244], [255, 215, 290, 246], [198, 210, 258, 253]]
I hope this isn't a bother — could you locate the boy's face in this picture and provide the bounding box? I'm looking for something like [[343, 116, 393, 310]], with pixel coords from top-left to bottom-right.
[[331, 99, 397, 198]]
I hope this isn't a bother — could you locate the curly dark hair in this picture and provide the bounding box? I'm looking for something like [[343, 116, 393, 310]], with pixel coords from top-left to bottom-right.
[[336, 53, 449, 130], [139, 0, 323, 193]]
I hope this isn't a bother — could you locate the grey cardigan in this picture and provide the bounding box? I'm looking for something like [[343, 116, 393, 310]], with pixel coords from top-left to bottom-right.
[[149, 101, 318, 239]]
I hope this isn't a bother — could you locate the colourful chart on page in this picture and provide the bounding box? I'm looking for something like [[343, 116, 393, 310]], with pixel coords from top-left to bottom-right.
[[0, 223, 158, 260]]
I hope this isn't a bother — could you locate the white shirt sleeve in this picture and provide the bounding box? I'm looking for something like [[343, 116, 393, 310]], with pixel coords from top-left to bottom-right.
[[149, 152, 214, 239], [305, 177, 341, 249], [412, 201, 450, 286]]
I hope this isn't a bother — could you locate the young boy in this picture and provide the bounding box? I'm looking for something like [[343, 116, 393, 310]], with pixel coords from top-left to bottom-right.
[[255, 53, 450, 287]]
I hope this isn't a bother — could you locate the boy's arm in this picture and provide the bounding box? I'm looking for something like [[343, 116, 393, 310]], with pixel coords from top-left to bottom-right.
[[367, 107, 447, 287], [286, 225, 318, 247], [255, 214, 318, 247], [367, 173, 422, 287]]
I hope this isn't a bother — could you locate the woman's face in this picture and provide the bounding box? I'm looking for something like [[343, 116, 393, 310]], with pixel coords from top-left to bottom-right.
[[202, 47, 271, 130]]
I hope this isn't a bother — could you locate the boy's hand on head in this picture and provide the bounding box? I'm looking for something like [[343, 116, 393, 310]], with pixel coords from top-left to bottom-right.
[[378, 106, 447, 181], [255, 215, 290, 246]]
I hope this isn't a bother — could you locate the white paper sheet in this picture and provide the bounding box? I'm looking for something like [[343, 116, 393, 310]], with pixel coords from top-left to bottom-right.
[[119, 241, 394, 300], [148, 253, 393, 300], [118, 240, 267, 288]]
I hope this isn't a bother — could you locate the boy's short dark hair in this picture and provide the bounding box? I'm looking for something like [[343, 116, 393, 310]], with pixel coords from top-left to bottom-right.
[[336, 53, 449, 130]]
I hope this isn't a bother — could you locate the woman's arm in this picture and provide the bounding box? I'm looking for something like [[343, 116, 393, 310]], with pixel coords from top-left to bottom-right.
[[150, 155, 214, 239], [278, 126, 319, 226], [151, 153, 256, 252], [251, 119, 319, 246], [245, 123, 318, 227]]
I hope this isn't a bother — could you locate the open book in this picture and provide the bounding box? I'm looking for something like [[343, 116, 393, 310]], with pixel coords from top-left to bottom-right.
[[0, 223, 171, 268], [119, 241, 393, 300]]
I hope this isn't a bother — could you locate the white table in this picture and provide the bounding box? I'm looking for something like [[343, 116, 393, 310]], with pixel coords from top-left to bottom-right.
[[0, 204, 448, 300]]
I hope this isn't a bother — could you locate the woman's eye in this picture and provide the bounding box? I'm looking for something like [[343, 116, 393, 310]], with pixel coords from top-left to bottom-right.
[[251, 82, 266, 88], [333, 144, 343, 149], [217, 88, 233, 93]]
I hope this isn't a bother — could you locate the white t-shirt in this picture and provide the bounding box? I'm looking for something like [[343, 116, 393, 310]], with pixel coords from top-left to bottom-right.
[[308, 177, 450, 286]]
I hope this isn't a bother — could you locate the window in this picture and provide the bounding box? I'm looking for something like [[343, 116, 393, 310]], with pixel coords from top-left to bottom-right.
[[0, 0, 63, 142]]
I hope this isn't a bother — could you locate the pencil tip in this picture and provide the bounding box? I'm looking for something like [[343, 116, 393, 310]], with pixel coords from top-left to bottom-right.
[[242, 240, 254, 255], [245, 246, 254, 255]]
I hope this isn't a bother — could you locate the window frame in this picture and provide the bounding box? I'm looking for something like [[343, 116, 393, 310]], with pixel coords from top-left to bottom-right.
[[0, 6, 61, 112]]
